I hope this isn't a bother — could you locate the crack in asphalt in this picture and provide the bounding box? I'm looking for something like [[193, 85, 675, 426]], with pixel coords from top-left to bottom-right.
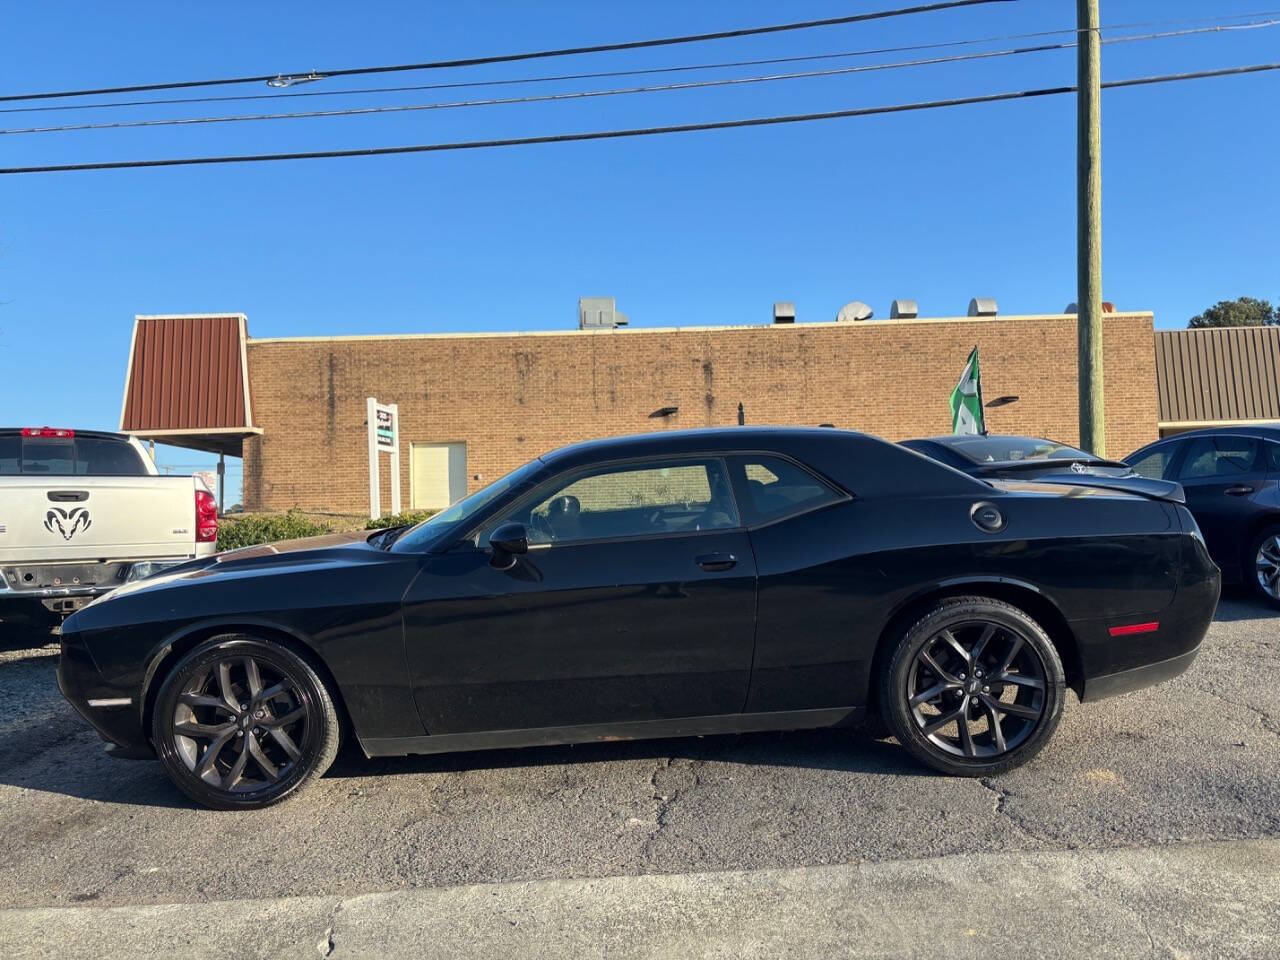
[[1192, 683, 1280, 739], [977, 778, 1060, 847], [639, 757, 703, 865]]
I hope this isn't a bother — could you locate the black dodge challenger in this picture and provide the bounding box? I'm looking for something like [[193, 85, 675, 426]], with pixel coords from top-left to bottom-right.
[[58, 427, 1220, 810]]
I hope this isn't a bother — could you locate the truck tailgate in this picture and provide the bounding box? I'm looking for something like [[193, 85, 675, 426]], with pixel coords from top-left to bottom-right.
[[0, 476, 198, 563]]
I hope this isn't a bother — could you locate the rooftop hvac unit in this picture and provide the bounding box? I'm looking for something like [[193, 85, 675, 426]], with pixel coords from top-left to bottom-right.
[[890, 299, 918, 319], [773, 302, 796, 324], [968, 298, 998, 317], [1065, 301, 1116, 314], [579, 297, 629, 329], [836, 301, 873, 323]]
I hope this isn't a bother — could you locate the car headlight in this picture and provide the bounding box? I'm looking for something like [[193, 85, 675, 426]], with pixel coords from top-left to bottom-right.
[[125, 560, 183, 582]]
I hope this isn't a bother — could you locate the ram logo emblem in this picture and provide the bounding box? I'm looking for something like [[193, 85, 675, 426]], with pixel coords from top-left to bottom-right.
[[45, 507, 92, 541]]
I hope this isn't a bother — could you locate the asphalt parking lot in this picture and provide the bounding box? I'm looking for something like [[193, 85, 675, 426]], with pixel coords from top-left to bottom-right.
[[2, 594, 1279, 956]]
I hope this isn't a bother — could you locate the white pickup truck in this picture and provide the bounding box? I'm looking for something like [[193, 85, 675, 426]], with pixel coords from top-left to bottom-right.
[[0, 427, 218, 634]]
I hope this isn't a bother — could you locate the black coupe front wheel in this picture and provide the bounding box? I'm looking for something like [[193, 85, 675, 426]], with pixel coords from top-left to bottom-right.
[[152, 635, 340, 810], [881, 597, 1066, 777]]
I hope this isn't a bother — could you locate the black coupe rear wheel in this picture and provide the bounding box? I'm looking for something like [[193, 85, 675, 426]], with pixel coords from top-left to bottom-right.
[[881, 597, 1065, 776], [152, 636, 340, 810]]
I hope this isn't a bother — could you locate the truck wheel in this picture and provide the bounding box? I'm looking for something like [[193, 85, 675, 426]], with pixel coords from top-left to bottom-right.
[[151, 634, 340, 810]]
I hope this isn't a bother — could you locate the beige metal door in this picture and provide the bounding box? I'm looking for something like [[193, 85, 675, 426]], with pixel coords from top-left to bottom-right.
[[411, 443, 467, 510]]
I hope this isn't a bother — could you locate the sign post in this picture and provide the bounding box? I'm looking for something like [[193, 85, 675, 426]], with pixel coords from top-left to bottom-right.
[[366, 397, 401, 519]]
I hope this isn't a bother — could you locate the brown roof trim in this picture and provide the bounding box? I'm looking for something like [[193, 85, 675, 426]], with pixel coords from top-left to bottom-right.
[[120, 314, 255, 433]]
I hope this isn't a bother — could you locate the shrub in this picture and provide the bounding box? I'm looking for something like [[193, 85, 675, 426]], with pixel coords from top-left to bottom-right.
[[365, 510, 435, 530], [216, 509, 332, 551]]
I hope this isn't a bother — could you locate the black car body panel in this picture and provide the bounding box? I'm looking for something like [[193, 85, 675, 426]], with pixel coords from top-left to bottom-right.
[[58, 427, 1220, 760], [1124, 425, 1280, 583]]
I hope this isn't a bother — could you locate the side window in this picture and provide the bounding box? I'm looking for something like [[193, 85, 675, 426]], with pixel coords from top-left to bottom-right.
[[1269, 442, 1280, 472], [1127, 445, 1174, 480], [499, 459, 738, 545], [1178, 436, 1259, 480], [74, 438, 148, 476], [731, 455, 842, 524]]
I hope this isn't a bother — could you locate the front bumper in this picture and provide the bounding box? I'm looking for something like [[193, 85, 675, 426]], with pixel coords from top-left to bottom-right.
[[56, 631, 152, 755]]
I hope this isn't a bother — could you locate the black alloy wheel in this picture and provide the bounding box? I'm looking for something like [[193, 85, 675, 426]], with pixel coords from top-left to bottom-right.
[[882, 597, 1066, 776], [152, 636, 340, 810], [1248, 525, 1280, 609]]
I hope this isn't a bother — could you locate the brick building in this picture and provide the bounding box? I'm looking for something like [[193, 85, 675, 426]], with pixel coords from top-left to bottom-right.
[[120, 310, 1159, 515], [112, 307, 1183, 514]]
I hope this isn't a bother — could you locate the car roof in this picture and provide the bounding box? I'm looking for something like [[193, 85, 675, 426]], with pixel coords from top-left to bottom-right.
[[538, 426, 860, 466], [0, 427, 134, 442], [1149, 424, 1280, 443]]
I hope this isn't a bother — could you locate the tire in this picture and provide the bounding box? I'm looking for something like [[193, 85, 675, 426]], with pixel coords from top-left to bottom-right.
[[151, 634, 341, 810], [879, 597, 1066, 777], [1245, 524, 1280, 609]]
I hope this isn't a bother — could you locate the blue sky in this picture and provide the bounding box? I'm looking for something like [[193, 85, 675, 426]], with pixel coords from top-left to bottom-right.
[[2, 1, 1278, 504]]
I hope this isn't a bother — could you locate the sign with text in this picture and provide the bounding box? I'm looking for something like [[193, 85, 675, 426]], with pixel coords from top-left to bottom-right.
[[366, 398, 401, 519]]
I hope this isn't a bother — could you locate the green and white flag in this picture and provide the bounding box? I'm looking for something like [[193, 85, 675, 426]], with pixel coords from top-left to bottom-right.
[[950, 345, 986, 435]]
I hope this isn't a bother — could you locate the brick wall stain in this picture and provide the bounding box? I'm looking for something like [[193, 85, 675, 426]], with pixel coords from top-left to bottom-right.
[[241, 314, 1159, 514]]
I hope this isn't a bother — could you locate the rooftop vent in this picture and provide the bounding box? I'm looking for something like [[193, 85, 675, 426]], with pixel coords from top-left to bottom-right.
[[836, 301, 873, 323], [1064, 301, 1116, 314], [773, 302, 796, 324], [890, 299, 918, 320], [968, 297, 998, 317], [579, 297, 629, 329]]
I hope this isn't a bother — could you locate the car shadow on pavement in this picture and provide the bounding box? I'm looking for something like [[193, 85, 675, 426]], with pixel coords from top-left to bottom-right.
[[325, 725, 923, 784], [1213, 590, 1279, 622]]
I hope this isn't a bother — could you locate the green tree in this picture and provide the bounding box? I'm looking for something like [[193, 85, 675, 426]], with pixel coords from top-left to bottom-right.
[[1187, 297, 1278, 328]]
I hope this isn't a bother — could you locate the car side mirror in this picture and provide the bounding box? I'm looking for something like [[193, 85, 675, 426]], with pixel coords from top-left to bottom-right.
[[488, 522, 528, 567]]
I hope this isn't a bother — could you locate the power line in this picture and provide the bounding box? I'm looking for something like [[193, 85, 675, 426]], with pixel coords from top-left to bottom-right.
[[7, 20, 1275, 138], [0, 0, 1011, 105], [3, 62, 1276, 176], [5, 9, 1275, 117]]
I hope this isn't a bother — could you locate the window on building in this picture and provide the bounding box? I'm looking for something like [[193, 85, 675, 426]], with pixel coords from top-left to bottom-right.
[[1178, 436, 1260, 480], [730, 455, 843, 524], [500, 459, 738, 545]]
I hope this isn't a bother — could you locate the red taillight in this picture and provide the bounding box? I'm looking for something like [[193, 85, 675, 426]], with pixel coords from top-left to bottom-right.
[[195, 489, 218, 543], [22, 427, 74, 438], [1108, 621, 1159, 637]]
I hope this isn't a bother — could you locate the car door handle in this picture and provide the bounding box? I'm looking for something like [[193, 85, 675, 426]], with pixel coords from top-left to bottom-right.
[[1225, 485, 1254, 496], [695, 553, 737, 572], [47, 490, 89, 502]]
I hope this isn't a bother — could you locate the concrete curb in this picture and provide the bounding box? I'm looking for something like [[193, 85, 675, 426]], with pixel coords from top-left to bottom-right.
[[5, 839, 1279, 959]]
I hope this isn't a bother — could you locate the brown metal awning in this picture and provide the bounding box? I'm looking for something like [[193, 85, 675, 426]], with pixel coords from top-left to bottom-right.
[[1155, 327, 1280, 433], [119, 314, 260, 456]]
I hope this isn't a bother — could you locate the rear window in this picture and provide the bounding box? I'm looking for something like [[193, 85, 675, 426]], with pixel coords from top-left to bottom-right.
[[0, 434, 148, 476], [942, 436, 1092, 464]]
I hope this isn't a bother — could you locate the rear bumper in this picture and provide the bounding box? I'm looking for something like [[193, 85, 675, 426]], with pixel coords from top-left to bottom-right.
[[1075, 533, 1220, 703], [1080, 644, 1201, 702]]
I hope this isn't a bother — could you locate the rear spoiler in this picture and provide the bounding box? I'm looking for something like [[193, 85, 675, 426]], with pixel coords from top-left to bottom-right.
[[1005, 474, 1186, 504]]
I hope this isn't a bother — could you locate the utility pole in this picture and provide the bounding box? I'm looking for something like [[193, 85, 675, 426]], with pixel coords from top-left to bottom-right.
[[1077, 0, 1105, 455]]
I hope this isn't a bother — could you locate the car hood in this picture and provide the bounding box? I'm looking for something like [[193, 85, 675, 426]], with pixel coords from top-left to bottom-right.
[[79, 530, 380, 609]]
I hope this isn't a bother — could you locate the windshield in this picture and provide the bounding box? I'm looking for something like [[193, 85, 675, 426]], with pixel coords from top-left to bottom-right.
[[390, 458, 544, 553], [944, 436, 1095, 464]]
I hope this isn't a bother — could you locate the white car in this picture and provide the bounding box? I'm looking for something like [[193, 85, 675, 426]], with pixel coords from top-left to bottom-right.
[[0, 427, 217, 634]]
